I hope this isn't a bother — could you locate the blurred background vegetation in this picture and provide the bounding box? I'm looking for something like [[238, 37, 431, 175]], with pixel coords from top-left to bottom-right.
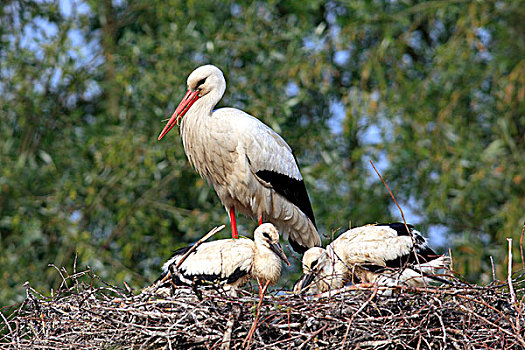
[[1, 0, 523, 306]]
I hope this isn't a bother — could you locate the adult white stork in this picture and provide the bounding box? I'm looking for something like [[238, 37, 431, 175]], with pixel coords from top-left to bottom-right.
[[158, 65, 320, 253], [294, 223, 448, 294], [156, 223, 290, 296]]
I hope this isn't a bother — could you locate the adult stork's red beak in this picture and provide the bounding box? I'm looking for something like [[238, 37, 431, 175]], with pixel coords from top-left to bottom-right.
[[158, 89, 200, 140]]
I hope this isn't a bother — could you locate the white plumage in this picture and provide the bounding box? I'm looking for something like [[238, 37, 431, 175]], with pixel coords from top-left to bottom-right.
[[156, 223, 290, 295], [294, 223, 448, 294], [158, 65, 320, 253]]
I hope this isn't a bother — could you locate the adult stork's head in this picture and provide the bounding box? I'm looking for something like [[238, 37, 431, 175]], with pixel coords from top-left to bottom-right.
[[254, 223, 290, 266], [158, 65, 226, 140]]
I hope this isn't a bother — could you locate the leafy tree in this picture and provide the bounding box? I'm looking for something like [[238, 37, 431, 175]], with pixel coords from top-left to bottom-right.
[[326, 0, 525, 281], [1, 0, 523, 306]]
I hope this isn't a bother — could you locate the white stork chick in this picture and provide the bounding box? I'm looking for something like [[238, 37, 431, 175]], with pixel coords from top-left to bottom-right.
[[158, 65, 320, 253], [294, 223, 448, 294], [156, 223, 290, 296], [293, 247, 346, 294]]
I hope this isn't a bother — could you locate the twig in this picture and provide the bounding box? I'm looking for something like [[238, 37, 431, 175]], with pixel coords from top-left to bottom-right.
[[437, 312, 447, 345], [243, 280, 270, 349], [507, 238, 516, 306], [298, 325, 327, 349], [341, 284, 379, 350], [220, 305, 239, 350], [490, 256, 496, 282], [458, 304, 525, 348], [153, 225, 225, 288], [369, 160, 410, 234], [48, 264, 69, 290], [0, 308, 14, 336], [448, 248, 454, 272], [369, 160, 423, 272], [176, 225, 225, 269]]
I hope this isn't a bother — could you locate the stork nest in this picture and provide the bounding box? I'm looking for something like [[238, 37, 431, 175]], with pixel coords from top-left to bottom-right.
[[2, 266, 525, 349]]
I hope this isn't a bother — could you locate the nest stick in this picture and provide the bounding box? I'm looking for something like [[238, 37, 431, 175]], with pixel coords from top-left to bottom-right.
[[156, 225, 225, 286], [369, 160, 410, 235], [243, 279, 270, 349], [369, 160, 423, 273], [507, 238, 516, 306], [176, 225, 225, 269]]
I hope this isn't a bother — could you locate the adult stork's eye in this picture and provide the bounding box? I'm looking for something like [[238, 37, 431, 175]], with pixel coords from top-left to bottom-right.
[[196, 78, 206, 89]]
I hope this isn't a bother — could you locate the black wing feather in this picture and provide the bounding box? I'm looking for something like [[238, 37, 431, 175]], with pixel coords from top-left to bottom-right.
[[155, 244, 250, 287], [289, 239, 308, 255], [153, 245, 194, 286], [255, 169, 316, 228], [156, 265, 249, 288], [176, 265, 249, 286], [376, 223, 414, 236], [373, 223, 442, 267]]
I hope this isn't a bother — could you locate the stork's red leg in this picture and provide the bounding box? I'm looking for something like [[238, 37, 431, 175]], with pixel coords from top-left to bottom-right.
[[229, 206, 238, 239], [244, 279, 270, 348], [256, 277, 263, 296], [259, 215, 263, 226], [259, 280, 269, 297]]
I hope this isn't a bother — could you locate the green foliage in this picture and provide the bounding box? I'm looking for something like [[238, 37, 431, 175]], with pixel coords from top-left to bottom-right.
[[1, 0, 523, 305], [330, 0, 525, 282]]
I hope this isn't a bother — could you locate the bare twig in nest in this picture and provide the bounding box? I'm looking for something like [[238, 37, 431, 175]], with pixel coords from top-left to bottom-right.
[[490, 256, 496, 281], [369, 160, 423, 277], [507, 238, 517, 306], [243, 279, 270, 349], [341, 284, 379, 350], [298, 325, 327, 349], [155, 225, 225, 288], [220, 305, 240, 350], [448, 248, 453, 272], [176, 225, 225, 270], [369, 160, 410, 234]]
